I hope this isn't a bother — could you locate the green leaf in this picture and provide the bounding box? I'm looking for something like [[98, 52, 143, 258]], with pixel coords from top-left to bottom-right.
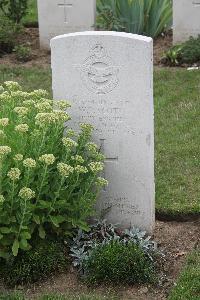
[[19, 238, 28, 250], [33, 214, 40, 225], [0, 233, 3, 240], [49, 215, 66, 227], [12, 239, 19, 256], [20, 231, 31, 240], [0, 227, 10, 234], [38, 225, 46, 239]]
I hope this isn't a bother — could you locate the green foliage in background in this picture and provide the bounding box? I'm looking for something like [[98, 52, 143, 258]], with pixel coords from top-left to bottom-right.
[[96, 0, 172, 38], [84, 240, 155, 284], [0, 238, 68, 286], [0, 81, 107, 259], [0, 16, 21, 56], [0, 0, 28, 24]]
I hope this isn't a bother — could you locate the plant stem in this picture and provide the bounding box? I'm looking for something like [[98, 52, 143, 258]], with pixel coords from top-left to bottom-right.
[[37, 165, 48, 202]]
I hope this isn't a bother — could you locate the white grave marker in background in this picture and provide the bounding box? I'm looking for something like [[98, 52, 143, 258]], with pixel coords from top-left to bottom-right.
[[37, 0, 96, 49], [173, 0, 200, 44], [51, 32, 155, 233]]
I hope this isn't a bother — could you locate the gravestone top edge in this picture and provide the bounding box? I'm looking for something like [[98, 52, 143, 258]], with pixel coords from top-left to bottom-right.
[[50, 31, 153, 45]]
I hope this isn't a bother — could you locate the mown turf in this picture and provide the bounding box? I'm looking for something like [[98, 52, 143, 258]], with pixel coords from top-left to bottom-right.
[[0, 65, 199, 217], [154, 68, 200, 216], [168, 249, 200, 300], [0, 293, 117, 300]]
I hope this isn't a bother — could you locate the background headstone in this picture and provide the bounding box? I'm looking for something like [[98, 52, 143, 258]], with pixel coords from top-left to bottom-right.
[[173, 0, 200, 44], [51, 32, 155, 233], [37, 0, 96, 49]]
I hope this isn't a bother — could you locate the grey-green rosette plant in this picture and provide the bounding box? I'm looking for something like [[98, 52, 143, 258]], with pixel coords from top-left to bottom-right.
[[70, 219, 158, 274], [0, 81, 108, 259]]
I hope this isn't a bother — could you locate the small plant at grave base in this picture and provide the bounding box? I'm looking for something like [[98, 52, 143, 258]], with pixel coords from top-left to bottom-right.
[[0, 0, 28, 24], [162, 45, 183, 66], [70, 219, 158, 283], [163, 35, 200, 66], [13, 44, 32, 63], [0, 81, 107, 260], [85, 240, 155, 284], [0, 238, 68, 286]]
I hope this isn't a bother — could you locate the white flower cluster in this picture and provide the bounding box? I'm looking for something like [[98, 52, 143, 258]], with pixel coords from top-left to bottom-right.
[[39, 154, 56, 166]]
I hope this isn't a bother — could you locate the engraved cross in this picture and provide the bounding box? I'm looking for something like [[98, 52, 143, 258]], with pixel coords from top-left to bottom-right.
[[100, 139, 118, 191], [58, 0, 73, 23]]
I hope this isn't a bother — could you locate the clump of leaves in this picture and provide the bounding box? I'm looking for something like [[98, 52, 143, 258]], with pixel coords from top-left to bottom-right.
[[0, 238, 68, 286], [85, 240, 155, 284], [0, 0, 28, 24], [162, 45, 183, 66], [163, 35, 200, 66], [70, 220, 158, 274], [13, 44, 32, 62], [0, 81, 107, 259], [0, 16, 21, 56]]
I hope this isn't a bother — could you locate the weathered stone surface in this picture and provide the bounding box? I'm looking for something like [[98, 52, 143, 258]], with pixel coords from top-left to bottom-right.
[[37, 0, 96, 49], [51, 31, 155, 232], [173, 0, 200, 44]]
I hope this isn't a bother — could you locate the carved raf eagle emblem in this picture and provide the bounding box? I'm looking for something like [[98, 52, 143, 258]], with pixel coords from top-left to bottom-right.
[[80, 44, 119, 94]]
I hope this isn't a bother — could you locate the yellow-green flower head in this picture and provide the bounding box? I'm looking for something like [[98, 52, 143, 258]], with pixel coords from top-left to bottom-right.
[[39, 154, 55, 166], [30, 89, 48, 98], [23, 158, 36, 168], [54, 110, 71, 122], [86, 142, 98, 153], [57, 162, 74, 178], [14, 106, 29, 117], [72, 155, 84, 164], [0, 146, 11, 157], [0, 91, 12, 103], [14, 154, 23, 162], [19, 187, 35, 200], [96, 177, 108, 187], [74, 165, 88, 174], [23, 99, 35, 108], [80, 123, 93, 133], [11, 91, 29, 99], [67, 129, 76, 137], [4, 81, 21, 92], [35, 112, 57, 127], [89, 162, 104, 173], [7, 168, 21, 181], [15, 124, 29, 133], [0, 195, 5, 205], [62, 137, 78, 148], [0, 118, 9, 127], [95, 153, 105, 162], [57, 100, 71, 110], [35, 101, 53, 112]]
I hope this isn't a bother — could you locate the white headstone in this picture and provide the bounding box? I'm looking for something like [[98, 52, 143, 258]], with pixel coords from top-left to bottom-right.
[[173, 0, 200, 44], [51, 32, 155, 233], [37, 0, 96, 49]]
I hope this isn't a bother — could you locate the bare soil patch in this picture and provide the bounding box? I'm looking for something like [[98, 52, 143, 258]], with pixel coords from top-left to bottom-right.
[[0, 220, 199, 300], [0, 28, 172, 68]]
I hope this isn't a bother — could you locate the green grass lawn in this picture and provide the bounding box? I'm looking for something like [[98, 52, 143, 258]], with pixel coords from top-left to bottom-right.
[[168, 250, 200, 300], [0, 293, 117, 300], [0, 65, 199, 216]]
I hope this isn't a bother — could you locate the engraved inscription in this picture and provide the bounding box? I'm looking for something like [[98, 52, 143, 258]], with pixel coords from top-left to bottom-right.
[[193, 0, 200, 5], [102, 197, 142, 216], [58, 0, 73, 23], [80, 44, 119, 94]]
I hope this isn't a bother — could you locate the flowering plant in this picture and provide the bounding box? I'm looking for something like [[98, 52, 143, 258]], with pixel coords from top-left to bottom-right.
[[0, 82, 107, 259]]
